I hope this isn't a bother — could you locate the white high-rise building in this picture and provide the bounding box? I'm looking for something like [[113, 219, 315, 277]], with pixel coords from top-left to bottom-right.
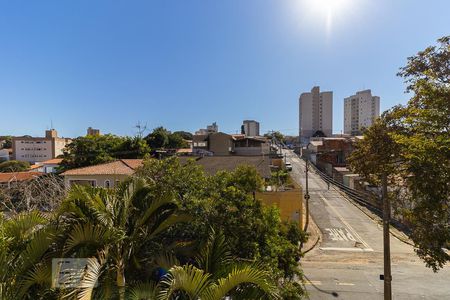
[[344, 90, 380, 135], [241, 120, 260, 136], [299, 86, 333, 145]]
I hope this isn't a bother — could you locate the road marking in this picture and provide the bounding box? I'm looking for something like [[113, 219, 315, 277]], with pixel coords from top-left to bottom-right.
[[319, 194, 373, 251], [324, 227, 357, 242], [336, 282, 355, 286], [319, 247, 374, 252]]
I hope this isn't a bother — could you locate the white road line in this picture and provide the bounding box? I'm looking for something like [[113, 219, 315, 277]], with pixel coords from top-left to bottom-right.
[[319, 193, 374, 251], [337, 282, 355, 286], [319, 247, 374, 252]]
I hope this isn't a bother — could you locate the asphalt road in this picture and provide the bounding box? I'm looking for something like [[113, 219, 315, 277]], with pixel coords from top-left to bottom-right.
[[284, 150, 450, 300]]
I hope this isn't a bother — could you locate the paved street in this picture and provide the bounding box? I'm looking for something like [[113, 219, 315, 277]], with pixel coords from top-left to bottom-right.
[[284, 150, 450, 299]]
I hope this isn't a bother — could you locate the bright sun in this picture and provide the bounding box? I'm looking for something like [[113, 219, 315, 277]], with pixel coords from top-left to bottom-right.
[[296, 0, 353, 37], [306, 0, 350, 14]]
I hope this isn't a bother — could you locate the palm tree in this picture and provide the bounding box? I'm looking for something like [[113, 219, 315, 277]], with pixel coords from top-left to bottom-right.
[[122, 229, 279, 300], [58, 178, 190, 300], [0, 210, 63, 299]]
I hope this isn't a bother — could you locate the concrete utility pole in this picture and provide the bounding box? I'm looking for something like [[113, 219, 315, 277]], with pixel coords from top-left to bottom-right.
[[303, 159, 310, 232], [382, 172, 392, 300]]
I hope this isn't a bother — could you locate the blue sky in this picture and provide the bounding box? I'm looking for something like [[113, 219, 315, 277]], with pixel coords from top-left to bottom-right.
[[1, 0, 449, 137]]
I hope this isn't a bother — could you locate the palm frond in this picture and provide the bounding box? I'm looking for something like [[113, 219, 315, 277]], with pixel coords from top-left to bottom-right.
[[195, 228, 233, 278], [211, 264, 279, 300], [76, 256, 104, 300], [148, 214, 192, 239], [127, 282, 158, 300], [158, 265, 212, 300], [63, 223, 115, 254], [4, 210, 48, 241]]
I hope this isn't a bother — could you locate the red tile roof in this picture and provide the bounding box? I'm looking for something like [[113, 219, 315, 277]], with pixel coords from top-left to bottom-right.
[[0, 172, 45, 183], [61, 159, 143, 176]]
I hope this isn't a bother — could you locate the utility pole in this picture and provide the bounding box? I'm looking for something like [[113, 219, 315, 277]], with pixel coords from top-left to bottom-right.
[[303, 159, 310, 232], [382, 172, 392, 300]]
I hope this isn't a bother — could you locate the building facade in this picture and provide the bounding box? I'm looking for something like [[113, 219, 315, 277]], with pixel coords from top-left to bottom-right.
[[195, 122, 219, 135], [344, 90, 380, 135], [241, 120, 260, 137], [87, 127, 101, 136], [12, 129, 71, 163], [299, 86, 333, 145]]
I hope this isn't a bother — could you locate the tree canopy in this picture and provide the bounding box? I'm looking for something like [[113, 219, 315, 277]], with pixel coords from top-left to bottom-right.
[[350, 36, 450, 271], [0, 160, 30, 173]]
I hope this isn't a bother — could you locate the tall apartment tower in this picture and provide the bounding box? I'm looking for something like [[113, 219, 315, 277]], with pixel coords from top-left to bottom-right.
[[299, 86, 333, 145], [344, 89, 380, 135], [241, 120, 260, 136]]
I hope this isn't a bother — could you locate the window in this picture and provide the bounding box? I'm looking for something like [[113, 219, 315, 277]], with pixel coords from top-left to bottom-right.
[[105, 180, 111, 188]]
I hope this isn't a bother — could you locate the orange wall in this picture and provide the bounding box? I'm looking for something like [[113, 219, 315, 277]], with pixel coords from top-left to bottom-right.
[[257, 187, 303, 229]]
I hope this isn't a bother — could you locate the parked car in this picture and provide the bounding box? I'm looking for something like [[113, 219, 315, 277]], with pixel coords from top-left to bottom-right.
[[285, 162, 292, 171]]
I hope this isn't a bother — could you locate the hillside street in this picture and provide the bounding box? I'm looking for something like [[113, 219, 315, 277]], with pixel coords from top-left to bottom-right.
[[285, 150, 450, 299]]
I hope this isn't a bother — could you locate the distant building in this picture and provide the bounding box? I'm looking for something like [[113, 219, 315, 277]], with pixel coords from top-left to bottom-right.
[[29, 158, 63, 173], [192, 132, 269, 156], [195, 122, 218, 135], [87, 127, 101, 136], [344, 90, 380, 135], [299, 86, 333, 145], [241, 120, 260, 137], [12, 129, 71, 163]]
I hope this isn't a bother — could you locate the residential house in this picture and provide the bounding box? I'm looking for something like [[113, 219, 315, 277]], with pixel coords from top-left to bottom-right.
[[0, 172, 45, 188], [306, 137, 356, 176], [29, 158, 63, 174], [61, 159, 143, 188]]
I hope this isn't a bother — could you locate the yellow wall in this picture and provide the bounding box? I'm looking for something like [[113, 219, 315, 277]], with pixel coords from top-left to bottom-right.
[[257, 186, 303, 229]]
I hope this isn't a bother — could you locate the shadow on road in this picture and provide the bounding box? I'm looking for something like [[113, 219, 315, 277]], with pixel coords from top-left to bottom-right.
[[304, 275, 339, 298]]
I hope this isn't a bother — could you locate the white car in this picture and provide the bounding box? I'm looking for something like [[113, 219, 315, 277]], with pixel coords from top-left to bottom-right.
[[285, 162, 292, 171]]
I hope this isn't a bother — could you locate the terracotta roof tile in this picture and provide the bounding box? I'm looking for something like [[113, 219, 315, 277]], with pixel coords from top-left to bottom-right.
[[0, 172, 45, 183], [62, 159, 143, 176]]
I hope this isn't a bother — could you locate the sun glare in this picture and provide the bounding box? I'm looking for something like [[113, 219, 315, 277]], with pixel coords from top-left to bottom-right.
[[294, 0, 354, 38]]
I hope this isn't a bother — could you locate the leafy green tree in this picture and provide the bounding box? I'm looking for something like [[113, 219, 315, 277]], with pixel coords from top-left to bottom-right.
[[136, 158, 306, 286], [61, 134, 125, 169], [0, 160, 30, 172], [167, 133, 188, 149], [389, 36, 450, 271], [173, 131, 193, 141], [145, 127, 170, 149], [350, 36, 450, 271], [264, 131, 285, 143], [115, 136, 151, 159], [0, 136, 12, 149]]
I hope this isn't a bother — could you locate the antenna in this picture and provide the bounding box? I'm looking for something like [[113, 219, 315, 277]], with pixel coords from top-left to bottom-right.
[[135, 121, 148, 138], [51, 119, 54, 130]]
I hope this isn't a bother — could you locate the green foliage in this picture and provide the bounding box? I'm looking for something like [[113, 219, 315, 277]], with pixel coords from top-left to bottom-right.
[[0, 158, 305, 299], [0, 160, 30, 172], [61, 134, 150, 169], [145, 127, 170, 149], [173, 131, 193, 141], [0, 136, 12, 149], [145, 127, 189, 149], [265, 131, 285, 143], [167, 133, 188, 149], [350, 36, 450, 271]]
